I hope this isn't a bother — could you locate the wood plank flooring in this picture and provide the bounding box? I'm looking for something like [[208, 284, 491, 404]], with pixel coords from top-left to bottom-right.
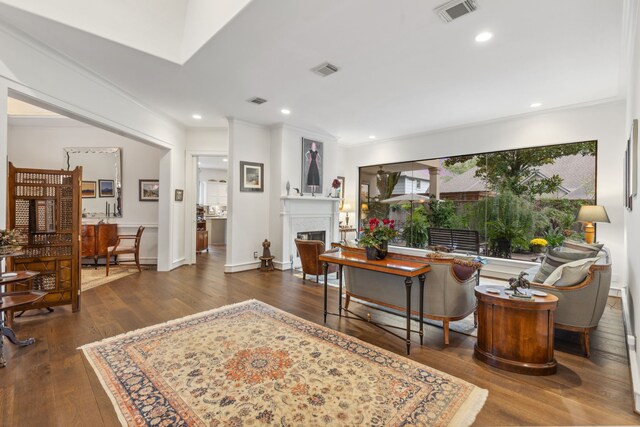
[[0, 246, 637, 426]]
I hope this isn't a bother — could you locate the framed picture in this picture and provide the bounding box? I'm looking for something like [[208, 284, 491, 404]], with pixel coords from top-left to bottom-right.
[[81, 181, 96, 198], [98, 179, 114, 197], [336, 176, 345, 209], [175, 189, 184, 202], [139, 179, 159, 201], [302, 138, 323, 195], [631, 119, 638, 198], [240, 161, 264, 192], [625, 142, 633, 211]]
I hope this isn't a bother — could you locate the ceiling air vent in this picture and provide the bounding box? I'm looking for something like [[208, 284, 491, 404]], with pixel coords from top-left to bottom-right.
[[247, 97, 268, 105], [435, 0, 477, 23], [311, 62, 339, 77]]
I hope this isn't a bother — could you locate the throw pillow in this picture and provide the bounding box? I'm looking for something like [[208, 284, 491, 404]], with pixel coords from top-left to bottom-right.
[[543, 257, 599, 286], [562, 239, 604, 255], [533, 247, 597, 283]]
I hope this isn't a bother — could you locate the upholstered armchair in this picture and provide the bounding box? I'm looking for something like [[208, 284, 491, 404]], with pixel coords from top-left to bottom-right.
[[529, 257, 611, 357], [294, 239, 338, 283], [344, 255, 480, 344]]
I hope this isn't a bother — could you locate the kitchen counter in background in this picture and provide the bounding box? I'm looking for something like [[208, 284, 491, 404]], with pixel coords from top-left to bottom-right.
[[206, 217, 227, 245]]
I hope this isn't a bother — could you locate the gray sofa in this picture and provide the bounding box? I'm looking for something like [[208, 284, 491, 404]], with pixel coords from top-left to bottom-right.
[[526, 253, 612, 357], [344, 253, 480, 344]]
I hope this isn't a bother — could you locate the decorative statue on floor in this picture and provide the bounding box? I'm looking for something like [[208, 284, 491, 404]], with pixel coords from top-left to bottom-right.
[[262, 239, 272, 259], [260, 239, 274, 272], [507, 272, 531, 298]]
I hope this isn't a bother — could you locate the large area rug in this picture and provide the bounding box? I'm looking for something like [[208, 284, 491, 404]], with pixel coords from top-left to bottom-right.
[[81, 300, 487, 426], [81, 266, 148, 292]]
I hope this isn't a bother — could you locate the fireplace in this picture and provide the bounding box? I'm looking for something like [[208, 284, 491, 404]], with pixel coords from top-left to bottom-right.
[[296, 231, 326, 242]]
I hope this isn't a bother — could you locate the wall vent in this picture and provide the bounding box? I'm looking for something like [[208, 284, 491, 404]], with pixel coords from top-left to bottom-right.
[[311, 62, 339, 77], [247, 97, 268, 105], [435, 0, 477, 23]]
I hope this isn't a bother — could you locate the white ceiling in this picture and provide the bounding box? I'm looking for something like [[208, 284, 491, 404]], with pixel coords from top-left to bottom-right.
[[0, 0, 625, 144]]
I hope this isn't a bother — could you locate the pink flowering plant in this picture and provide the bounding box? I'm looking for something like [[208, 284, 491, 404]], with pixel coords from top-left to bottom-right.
[[358, 218, 398, 249]]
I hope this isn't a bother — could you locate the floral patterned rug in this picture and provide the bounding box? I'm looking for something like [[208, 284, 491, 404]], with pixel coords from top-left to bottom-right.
[[81, 300, 487, 426]]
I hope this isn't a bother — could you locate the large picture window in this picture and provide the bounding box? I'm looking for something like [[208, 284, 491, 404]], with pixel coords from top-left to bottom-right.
[[358, 141, 597, 261]]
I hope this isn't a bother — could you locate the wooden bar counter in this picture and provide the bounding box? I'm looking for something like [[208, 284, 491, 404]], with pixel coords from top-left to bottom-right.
[[474, 285, 558, 375]]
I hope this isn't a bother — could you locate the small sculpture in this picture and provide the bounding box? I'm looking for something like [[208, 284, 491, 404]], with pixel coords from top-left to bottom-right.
[[286, 181, 290, 196], [294, 187, 304, 196], [259, 239, 274, 272], [507, 272, 531, 297], [262, 239, 272, 258]]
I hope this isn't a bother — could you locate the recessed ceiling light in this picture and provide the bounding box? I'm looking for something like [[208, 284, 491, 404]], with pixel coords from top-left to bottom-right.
[[281, 109, 291, 115], [192, 114, 202, 119], [475, 32, 493, 43], [222, 158, 228, 162], [369, 135, 376, 139], [530, 102, 542, 108]]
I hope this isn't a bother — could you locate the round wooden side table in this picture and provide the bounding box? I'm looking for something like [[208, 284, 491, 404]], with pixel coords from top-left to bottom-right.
[[474, 285, 558, 376]]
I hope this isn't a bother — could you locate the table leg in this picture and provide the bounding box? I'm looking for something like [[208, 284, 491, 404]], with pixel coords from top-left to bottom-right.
[[405, 277, 413, 355], [323, 262, 329, 323], [419, 274, 425, 346], [2, 326, 35, 346], [338, 265, 344, 316]]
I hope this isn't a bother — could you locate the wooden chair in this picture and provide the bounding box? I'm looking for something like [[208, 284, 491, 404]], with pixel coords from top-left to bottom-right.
[[294, 239, 338, 283], [106, 226, 145, 276]]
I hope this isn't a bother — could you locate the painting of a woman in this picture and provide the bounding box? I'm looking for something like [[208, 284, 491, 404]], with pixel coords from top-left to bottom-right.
[[302, 138, 323, 195]]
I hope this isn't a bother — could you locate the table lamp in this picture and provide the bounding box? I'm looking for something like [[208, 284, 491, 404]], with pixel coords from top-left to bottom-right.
[[340, 202, 352, 227], [575, 205, 610, 244]]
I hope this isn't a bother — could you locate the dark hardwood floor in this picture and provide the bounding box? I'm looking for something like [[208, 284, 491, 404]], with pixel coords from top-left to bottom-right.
[[0, 246, 637, 426]]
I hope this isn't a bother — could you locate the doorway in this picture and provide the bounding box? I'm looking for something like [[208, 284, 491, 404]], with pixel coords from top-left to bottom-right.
[[195, 155, 228, 258]]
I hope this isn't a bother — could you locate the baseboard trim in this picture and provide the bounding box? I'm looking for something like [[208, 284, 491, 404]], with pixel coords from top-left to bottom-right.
[[274, 260, 291, 271], [621, 286, 640, 413], [224, 261, 260, 273]]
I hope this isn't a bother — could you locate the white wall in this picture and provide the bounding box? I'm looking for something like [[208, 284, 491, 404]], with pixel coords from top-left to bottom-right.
[[226, 119, 271, 272], [343, 101, 627, 284], [623, 0, 640, 412], [268, 123, 340, 268], [7, 118, 165, 263], [0, 21, 186, 271]]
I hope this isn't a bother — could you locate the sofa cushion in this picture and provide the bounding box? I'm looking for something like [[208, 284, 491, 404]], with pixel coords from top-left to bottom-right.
[[562, 239, 604, 254], [543, 257, 599, 286], [533, 247, 597, 283]]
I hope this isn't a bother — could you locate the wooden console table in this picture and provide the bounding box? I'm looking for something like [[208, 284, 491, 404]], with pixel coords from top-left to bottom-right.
[[319, 247, 431, 355], [474, 285, 558, 375]]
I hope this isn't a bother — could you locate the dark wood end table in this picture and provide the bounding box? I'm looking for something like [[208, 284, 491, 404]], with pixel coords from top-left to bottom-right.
[[474, 285, 558, 375]]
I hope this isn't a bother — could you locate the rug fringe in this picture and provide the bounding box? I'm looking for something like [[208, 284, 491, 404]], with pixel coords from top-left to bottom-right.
[[447, 387, 489, 427]]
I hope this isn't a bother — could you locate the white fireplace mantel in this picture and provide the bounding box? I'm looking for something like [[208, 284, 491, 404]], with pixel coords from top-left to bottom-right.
[[280, 196, 340, 270]]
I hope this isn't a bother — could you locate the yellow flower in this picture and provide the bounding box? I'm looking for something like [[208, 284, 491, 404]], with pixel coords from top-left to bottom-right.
[[530, 238, 548, 247]]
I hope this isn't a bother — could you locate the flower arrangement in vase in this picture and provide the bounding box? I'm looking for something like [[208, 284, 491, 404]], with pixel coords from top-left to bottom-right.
[[0, 229, 23, 255], [358, 218, 398, 260], [529, 238, 548, 254], [329, 178, 341, 198]]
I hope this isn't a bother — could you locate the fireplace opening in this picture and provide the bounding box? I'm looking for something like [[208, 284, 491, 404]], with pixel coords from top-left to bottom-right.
[[296, 231, 326, 257]]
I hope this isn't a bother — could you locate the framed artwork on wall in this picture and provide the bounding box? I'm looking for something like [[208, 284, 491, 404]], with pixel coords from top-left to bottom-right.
[[302, 138, 323, 195], [98, 179, 114, 197], [81, 181, 96, 198], [139, 179, 159, 201], [175, 189, 184, 202], [240, 161, 264, 192]]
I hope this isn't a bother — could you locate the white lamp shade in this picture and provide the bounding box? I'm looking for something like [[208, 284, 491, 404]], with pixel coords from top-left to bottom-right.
[[576, 205, 610, 223]]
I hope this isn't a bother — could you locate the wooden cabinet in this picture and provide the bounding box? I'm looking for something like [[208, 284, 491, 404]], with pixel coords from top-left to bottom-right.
[[206, 182, 227, 206], [7, 163, 82, 312], [474, 286, 558, 375], [196, 230, 209, 253], [81, 223, 118, 265]]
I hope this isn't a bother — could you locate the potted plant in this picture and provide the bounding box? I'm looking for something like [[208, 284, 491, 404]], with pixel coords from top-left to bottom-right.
[[329, 178, 341, 198], [529, 238, 548, 253], [359, 217, 398, 260]]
